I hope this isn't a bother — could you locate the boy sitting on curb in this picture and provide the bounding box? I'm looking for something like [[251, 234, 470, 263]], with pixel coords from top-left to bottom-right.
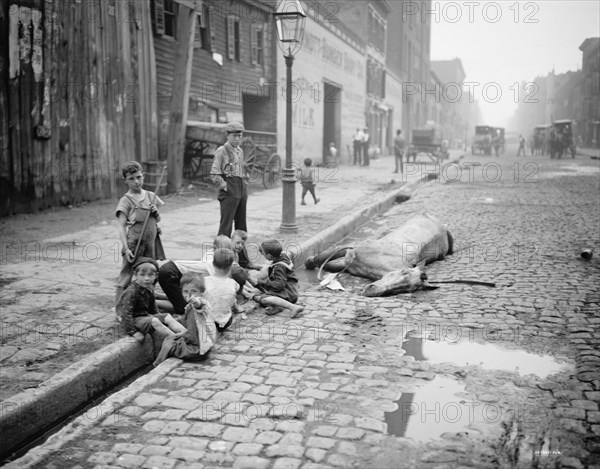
[[153, 273, 217, 366], [249, 239, 304, 318], [204, 248, 240, 332], [117, 257, 186, 343]]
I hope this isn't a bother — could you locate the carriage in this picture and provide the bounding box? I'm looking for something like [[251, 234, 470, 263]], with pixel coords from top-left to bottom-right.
[[471, 125, 493, 155], [405, 126, 449, 163], [532, 124, 551, 155], [183, 121, 282, 188], [549, 119, 576, 159]]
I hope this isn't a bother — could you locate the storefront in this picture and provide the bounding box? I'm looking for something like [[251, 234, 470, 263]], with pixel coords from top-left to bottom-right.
[[276, 14, 365, 165]]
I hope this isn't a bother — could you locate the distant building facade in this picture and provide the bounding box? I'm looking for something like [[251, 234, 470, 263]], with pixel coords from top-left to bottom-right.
[[275, 1, 366, 164], [336, 1, 393, 156], [430, 58, 467, 145], [579, 37, 600, 148], [386, 0, 432, 145]]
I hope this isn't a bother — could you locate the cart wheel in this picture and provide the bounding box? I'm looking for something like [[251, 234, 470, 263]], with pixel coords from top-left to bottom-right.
[[241, 137, 256, 161], [183, 140, 204, 180], [263, 153, 282, 189]]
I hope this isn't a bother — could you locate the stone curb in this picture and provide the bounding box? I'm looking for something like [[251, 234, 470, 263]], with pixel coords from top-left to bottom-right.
[[0, 154, 464, 461], [5, 359, 183, 469], [0, 338, 155, 461]]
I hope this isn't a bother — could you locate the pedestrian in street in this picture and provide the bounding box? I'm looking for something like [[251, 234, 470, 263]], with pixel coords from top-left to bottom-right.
[[115, 161, 166, 303], [248, 239, 304, 317], [116, 257, 186, 343], [204, 248, 241, 332], [362, 127, 371, 166], [517, 134, 526, 157], [353, 128, 364, 165], [328, 142, 338, 165], [152, 273, 217, 367], [300, 158, 320, 205], [393, 129, 405, 174]]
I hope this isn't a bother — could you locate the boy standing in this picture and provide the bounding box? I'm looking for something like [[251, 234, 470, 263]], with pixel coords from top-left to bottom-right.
[[117, 257, 186, 343], [115, 161, 165, 303], [210, 122, 248, 238], [300, 158, 320, 206], [251, 239, 304, 317]]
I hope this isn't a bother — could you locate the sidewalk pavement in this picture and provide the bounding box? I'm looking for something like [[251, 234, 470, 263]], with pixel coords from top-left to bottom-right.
[[0, 151, 463, 458], [578, 146, 600, 159], [9, 151, 599, 468]]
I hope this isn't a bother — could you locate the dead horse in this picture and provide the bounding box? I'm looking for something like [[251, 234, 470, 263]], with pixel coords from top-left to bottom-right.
[[307, 213, 453, 296]]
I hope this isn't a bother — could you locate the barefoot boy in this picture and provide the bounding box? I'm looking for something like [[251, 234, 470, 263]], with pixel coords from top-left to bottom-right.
[[117, 257, 186, 343], [115, 161, 165, 303], [251, 239, 304, 317]]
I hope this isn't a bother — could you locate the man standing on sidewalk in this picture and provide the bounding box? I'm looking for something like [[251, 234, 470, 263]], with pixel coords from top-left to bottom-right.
[[362, 127, 371, 166], [353, 128, 364, 165], [393, 129, 405, 174], [210, 122, 253, 267]]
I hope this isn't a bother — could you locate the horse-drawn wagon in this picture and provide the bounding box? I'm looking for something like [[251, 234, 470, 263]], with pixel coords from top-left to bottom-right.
[[549, 119, 576, 159], [532, 124, 551, 155], [472, 125, 493, 155], [405, 127, 449, 163], [183, 121, 282, 188]]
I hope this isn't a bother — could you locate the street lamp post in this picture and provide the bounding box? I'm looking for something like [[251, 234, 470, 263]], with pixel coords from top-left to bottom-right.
[[274, 0, 306, 233]]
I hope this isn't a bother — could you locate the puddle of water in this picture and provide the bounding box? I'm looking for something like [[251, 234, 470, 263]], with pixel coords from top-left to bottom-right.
[[385, 375, 485, 441], [294, 266, 321, 285], [403, 335, 566, 379]]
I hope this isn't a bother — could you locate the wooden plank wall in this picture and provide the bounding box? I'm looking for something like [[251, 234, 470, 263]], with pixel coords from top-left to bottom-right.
[[0, 0, 157, 216], [153, 0, 277, 160]]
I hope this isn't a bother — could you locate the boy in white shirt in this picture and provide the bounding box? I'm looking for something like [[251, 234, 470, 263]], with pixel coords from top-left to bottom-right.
[[204, 248, 240, 331]]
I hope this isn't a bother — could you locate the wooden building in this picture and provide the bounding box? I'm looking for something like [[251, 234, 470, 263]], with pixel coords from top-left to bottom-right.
[[0, 0, 158, 216], [151, 0, 278, 189]]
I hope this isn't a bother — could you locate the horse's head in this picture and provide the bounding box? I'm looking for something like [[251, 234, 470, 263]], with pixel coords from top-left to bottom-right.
[[362, 260, 438, 297]]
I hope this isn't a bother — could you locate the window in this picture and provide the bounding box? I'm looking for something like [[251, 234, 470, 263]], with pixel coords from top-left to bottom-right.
[[227, 16, 241, 61], [367, 59, 385, 99], [367, 7, 386, 53], [152, 0, 177, 39], [198, 3, 212, 52], [163, 0, 176, 38], [251, 25, 264, 66]]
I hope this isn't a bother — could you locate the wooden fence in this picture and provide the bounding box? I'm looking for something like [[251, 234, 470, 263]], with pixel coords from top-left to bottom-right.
[[0, 0, 158, 216]]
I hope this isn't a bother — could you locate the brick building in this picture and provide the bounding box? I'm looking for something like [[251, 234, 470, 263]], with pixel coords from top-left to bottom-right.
[[579, 37, 600, 148], [275, 1, 367, 163], [386, 0, 432, 143]]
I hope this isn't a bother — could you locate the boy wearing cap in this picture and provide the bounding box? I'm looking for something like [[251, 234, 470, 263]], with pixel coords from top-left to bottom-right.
[[117, 257, 186, 343], [210, 122, 248, 238]]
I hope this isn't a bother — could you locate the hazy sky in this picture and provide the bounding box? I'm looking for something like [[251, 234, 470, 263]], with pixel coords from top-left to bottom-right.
[[429, 0, 600, 127]]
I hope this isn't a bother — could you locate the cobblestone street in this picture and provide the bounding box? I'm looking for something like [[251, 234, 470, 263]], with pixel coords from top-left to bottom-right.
[[9, 151, 600, 469]]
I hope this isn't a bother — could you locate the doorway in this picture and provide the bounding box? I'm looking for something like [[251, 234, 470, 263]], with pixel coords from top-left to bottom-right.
[[322, 82, 342, 163]]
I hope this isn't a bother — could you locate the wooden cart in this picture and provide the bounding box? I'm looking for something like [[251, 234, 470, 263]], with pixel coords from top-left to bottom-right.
[[183, 121, 282, 189], [405, 127, 449, 163]]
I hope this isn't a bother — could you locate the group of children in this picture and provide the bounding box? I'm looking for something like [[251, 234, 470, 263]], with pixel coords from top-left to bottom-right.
[[115, 161, 305, 366]]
